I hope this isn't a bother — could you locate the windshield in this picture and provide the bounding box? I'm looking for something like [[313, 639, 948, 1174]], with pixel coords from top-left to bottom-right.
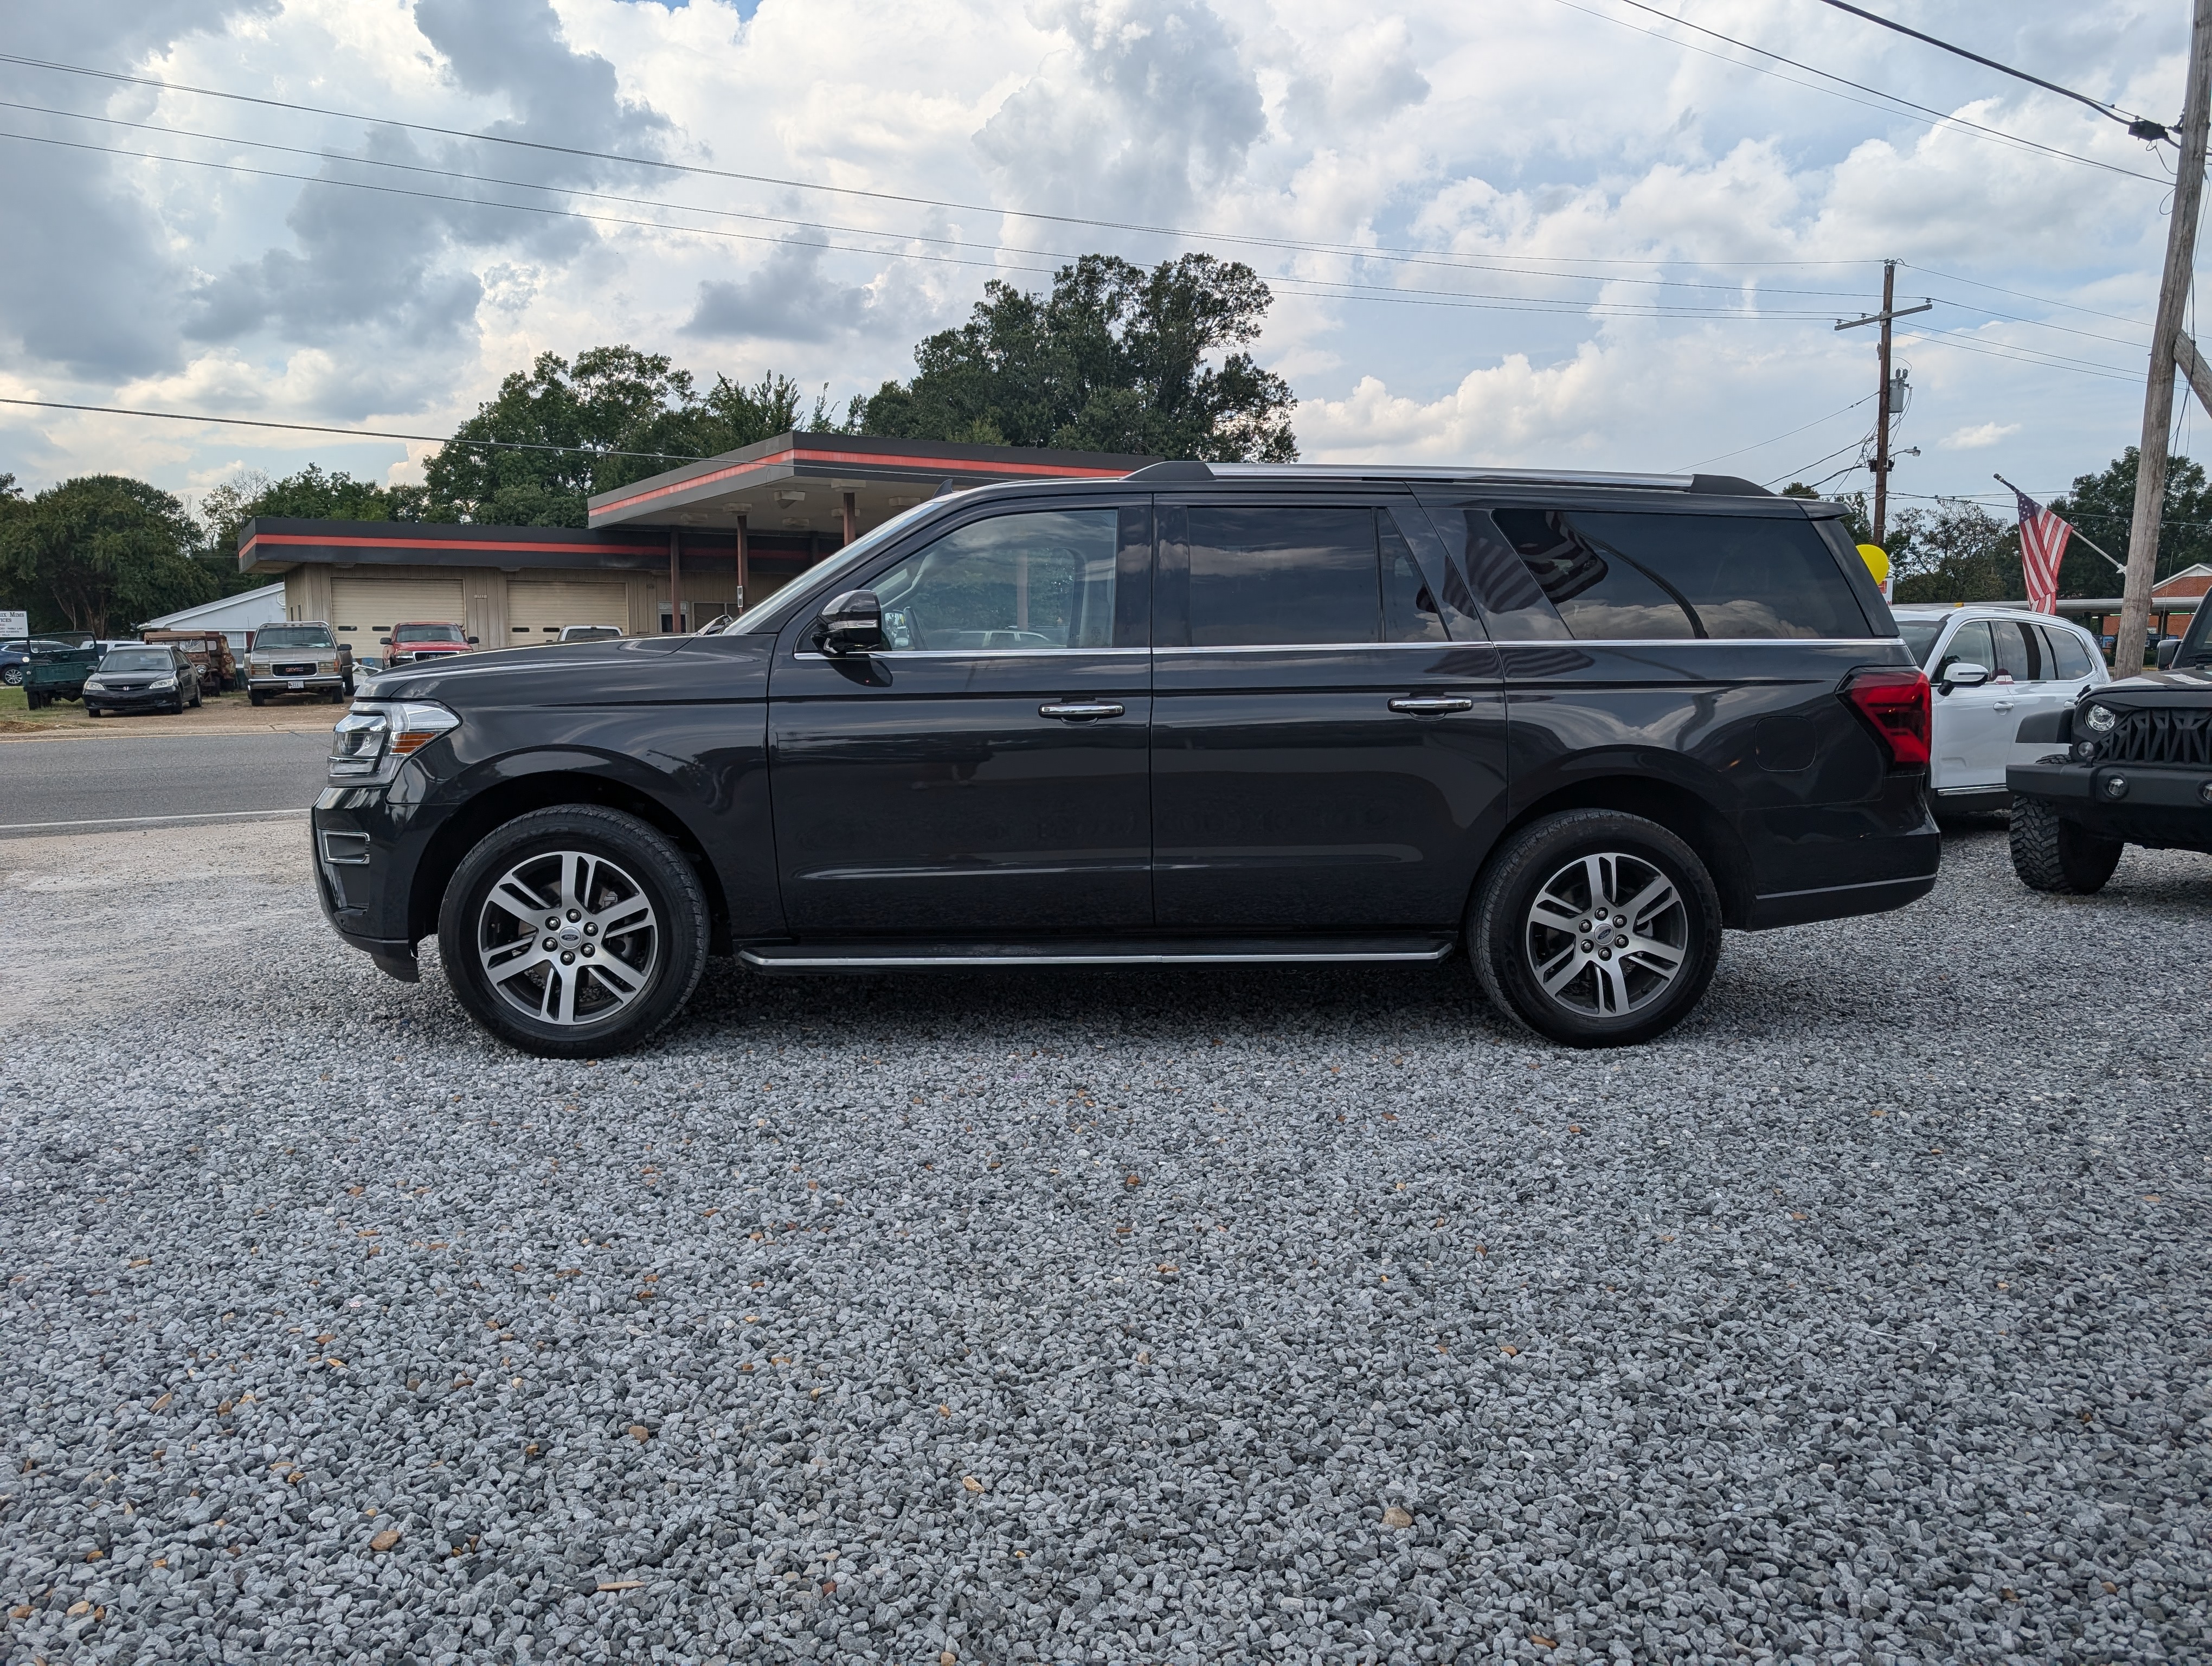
[[99, 649, 172, 672], [737, 501, 947, 634], [258, 625, 335, 650], [1898, 621, 1945, 667], [394, 623, 464, 643]]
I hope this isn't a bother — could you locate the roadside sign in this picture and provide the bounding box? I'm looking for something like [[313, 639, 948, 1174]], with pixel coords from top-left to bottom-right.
[[0, 609, 27, 638]]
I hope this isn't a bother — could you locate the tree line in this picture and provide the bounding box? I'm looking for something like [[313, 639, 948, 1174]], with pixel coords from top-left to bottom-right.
[[2, 253, 1295, 635]]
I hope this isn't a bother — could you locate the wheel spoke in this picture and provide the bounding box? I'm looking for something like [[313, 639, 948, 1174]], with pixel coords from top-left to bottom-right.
[[588, 954, 647, 998], [593, 895, 652, 937], [1536, 943, 1586, 996], [1528, 892, 1584, 935], [1621, 934, 1684, 970], [1593, 956, 1632, 1015], [481, 937, 547, 982], [1621, 873, 1679, 931], [485, 880, 551, 929]]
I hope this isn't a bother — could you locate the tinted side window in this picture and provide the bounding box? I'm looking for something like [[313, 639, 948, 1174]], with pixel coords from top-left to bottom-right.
[[1488, 508, 1872, 640], [1187, 507, 1379, 647], [1935, 619, 1994, 680], [872, 510, 1120, 651], [1990, 619, 2040, 682], [1380, 514, 1447, 643], [2043, 625, 2094, 679]]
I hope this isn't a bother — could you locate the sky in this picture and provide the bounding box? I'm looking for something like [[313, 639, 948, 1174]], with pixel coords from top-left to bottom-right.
[[0, 0, 2201, 527]]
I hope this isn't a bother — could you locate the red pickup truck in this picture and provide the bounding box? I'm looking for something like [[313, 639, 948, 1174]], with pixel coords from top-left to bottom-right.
[[382, 621, 478, 668]]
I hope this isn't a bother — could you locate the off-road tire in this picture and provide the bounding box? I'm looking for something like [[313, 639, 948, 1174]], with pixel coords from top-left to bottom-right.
[[2009, 793, 2123, 895], [1470, 809, 1724, 1048], [437, 805, 710, 1059]]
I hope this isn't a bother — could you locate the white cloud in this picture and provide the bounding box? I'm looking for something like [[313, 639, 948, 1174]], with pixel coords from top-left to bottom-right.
[[1940, 421, 2023, 451], [0, 0, 2190, 508]]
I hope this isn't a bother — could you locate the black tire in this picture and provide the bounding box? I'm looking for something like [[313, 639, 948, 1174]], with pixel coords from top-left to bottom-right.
[[25, 690, 45, 710], [436, 805, 710, 1058], [86, 707, 102, 719], [2009, 794, 2123, 895], [1, 665, 22, 686], [248, 691, 266, 707], [1470, 809, 1724, 1048]]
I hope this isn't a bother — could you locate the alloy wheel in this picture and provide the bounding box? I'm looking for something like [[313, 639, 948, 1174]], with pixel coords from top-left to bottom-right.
[[1522, 851, 1689, 1018], [475, 849, 660, 1026]]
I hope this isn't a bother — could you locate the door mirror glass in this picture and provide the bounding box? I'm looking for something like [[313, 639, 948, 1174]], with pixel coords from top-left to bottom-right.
[[813, 589, 885, 656], [2157, 636, 2181, 669], [1943, 661, 1991, 689]]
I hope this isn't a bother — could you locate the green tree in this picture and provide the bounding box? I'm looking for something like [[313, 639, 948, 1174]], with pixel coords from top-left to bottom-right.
[[2043, 448, 2212, 596], [420, 348, 848, 528], [197, 465, 426, 594], [861, 253, 1298, 461], [0, 475, 214, 635]]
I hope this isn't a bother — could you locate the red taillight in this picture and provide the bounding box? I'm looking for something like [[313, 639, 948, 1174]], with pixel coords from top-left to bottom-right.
[[1841, 665, 1931, 769]]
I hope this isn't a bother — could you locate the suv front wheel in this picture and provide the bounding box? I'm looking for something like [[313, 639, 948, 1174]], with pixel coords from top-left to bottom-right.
[[438, 805, 710, 1057], [2008, 794, 2123, 895], [1470, 809, 1724, 1048]]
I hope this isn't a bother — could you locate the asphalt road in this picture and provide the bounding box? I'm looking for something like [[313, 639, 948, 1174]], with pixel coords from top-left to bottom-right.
[[0, 730, 331, 834]]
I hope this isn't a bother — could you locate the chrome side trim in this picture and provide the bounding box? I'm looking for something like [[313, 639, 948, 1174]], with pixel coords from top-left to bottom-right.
[[793, 647, 1149, 661], [1752, 874, 1933, 902], [741, 944, 1457, 970]]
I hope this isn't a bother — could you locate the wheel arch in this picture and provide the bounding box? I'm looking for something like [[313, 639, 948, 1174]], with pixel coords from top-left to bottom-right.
[[407, 766, 734, 952], [1486, 765, 1756, 928]]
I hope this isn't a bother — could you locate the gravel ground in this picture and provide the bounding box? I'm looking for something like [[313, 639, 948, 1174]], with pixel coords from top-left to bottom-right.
[[2, 820, 2207, 1666]]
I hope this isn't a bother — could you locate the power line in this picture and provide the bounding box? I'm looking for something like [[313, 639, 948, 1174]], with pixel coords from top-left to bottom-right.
[[1563, 0, 2166, 184], [0, 129, 1870, 323], [1763, 431, 1877, 488], [0, 396, 706, 460], [1898, 262, 2151, 327], [0, 96, 1895, 304], [1809, 0, 2169, 136], [0, 50, 1877, 277], [1670, 392, 1876, 471]]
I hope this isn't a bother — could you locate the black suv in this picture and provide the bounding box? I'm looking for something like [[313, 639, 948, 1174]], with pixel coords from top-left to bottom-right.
[[2007, 599, 2212, 891], [312, 463, 1937, 1055]]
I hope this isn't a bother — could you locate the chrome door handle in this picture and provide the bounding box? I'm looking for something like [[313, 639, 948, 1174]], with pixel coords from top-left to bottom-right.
[[1993, 700, 2015, 712], [1387, 695, 1475, 715], [1039, 701, 1126, 721]]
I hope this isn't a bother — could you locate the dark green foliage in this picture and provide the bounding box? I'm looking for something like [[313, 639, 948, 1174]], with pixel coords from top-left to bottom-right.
[[0, 475, 214, 635], [2043, 448, 2212, 595], [861, 254, 1297, 462], [420, 347, 851, 528], [198, 465, 426, 575]]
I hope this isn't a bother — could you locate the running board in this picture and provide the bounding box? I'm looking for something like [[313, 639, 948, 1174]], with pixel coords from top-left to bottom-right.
[[738, 933, 1457, 971]]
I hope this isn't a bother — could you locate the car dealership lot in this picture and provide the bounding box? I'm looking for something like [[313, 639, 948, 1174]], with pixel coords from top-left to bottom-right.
[[1, 822, 2205, 1665]]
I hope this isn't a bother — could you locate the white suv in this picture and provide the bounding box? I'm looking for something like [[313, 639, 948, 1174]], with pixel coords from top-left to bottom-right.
[[1893, 605, 2109, 817]]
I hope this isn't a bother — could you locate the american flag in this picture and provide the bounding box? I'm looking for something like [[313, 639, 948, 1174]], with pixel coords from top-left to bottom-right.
[[2012, 485, 2071, 614]]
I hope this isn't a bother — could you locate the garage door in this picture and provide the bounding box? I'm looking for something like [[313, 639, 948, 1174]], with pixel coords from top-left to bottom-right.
[[506, 580, 631, 643], [331, 576, 467, 652]]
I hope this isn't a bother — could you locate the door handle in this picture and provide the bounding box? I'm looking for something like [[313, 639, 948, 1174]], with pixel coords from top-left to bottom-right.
[[1387, 695, 1475, 715], [1993, 700, 2015, 712], [1038, 701, 1126, 721]]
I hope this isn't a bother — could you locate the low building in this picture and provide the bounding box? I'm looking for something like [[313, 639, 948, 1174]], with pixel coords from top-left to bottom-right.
[[237, 432, 1148, 648], [140, 580, 291, 655]]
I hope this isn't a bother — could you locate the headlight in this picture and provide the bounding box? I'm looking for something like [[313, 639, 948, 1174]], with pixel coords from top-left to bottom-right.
[[151, 676, 177, 690], [2083, 703, 2117, 733], [83, 678, 107, 690], [329, 701, 461, 784]]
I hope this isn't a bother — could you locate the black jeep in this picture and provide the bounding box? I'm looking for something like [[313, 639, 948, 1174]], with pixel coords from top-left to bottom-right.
[[2008, 600, 2212, 892], [313, 463, 1939, 1056]]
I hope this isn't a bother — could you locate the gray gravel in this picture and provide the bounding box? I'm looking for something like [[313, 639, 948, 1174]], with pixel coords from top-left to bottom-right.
[[2, 820, 2208, 1666]]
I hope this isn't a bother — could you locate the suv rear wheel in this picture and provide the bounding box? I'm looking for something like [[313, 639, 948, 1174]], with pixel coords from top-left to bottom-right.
[[1470, 809, 1723, 1047], [2009, 794, 2123, 894], [437, 806, 710, 1057]]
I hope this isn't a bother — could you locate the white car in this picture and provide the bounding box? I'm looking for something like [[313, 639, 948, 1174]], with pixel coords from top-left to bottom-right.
[[1893, 605, 2110, 817]]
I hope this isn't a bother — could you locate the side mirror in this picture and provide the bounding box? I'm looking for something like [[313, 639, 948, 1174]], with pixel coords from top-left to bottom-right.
[[378, 637, 393, 646], [2157, 637, 2181, 669], [1940, 661, 1990, 691], [813, 589, 885, 656], [466, 636, 480, 646]]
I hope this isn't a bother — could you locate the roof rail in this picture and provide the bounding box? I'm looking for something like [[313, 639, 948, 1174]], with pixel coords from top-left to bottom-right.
[[1117, 462, 1774, 496]]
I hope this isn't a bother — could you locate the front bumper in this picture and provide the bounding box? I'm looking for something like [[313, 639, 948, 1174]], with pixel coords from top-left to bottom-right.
[[249, 672, 346, 694], [2008, 759, 2212, 853], [84, 686, 184, 710]]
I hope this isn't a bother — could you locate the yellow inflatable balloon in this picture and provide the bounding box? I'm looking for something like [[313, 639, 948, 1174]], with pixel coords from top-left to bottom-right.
[[1856, 542, 1891, 586]]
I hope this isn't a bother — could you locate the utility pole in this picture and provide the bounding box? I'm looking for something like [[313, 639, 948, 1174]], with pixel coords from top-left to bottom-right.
[[2118, 0, 2212, 673], [1836, 259, 1931, 544]]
